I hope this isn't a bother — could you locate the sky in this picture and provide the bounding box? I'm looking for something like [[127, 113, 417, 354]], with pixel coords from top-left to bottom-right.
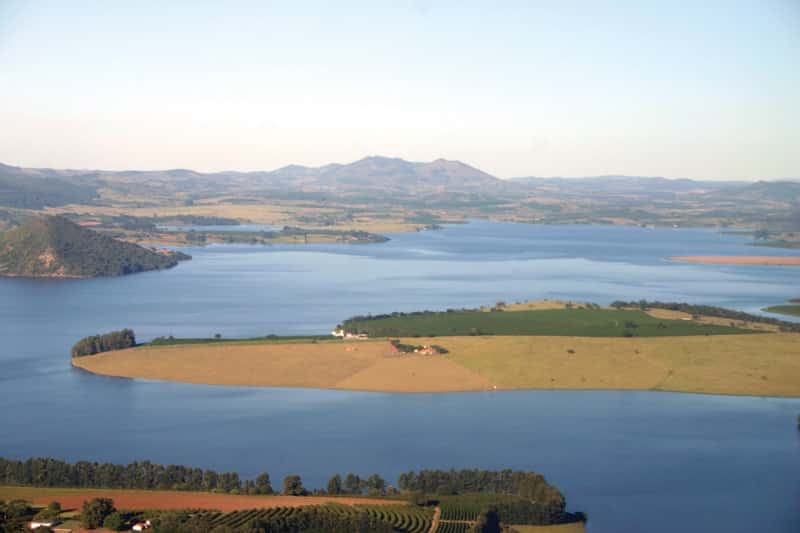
[[0, 1, 798, 179]]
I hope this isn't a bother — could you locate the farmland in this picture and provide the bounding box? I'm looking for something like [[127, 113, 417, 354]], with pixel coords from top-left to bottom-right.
[[0, 485, 396, 512], [340, 307, 754, 338], [74, 332, 800, 397], [193, 504, 433, 533]]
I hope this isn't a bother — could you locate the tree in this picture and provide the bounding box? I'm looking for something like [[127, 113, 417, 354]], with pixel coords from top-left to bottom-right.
[[81, 498, 115, 529], [282, 475, 307, 496], [327, 474, 343, 495], [344, 473, 361, 494], [71, 329, 136, 357], [255, 472, 273, 494], [366, 474, 386, 495]]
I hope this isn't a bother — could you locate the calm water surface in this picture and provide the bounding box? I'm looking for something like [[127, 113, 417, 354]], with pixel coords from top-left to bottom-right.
[[1, 222, 798, 533]]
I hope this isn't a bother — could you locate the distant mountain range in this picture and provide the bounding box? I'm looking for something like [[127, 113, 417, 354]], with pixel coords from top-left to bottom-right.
[[0, 157, 798, 208]]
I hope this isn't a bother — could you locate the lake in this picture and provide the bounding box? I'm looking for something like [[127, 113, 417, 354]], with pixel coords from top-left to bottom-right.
[[1, 222, 798, 532]]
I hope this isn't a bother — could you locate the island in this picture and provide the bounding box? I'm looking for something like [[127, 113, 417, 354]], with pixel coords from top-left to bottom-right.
[[0, 215, 190, 278], [71, 301, 800, 397]]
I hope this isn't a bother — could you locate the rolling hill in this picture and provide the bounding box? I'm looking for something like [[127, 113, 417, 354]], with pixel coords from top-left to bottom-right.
[[0, 216, 189, 278], [0, 162, 98, 209]]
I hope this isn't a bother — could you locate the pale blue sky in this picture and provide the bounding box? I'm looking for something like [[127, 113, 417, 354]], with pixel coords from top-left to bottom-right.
[[0, 1, 798, 179]]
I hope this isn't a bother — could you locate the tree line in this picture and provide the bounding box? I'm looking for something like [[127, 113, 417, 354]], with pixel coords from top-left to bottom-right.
[[70, 329, 137, 357], [397, 469, 566, 508], [0, 458, 392, 498], [0, 457, 259, 494], [611, 300, 800, 332], [0, 460, 568, 505]]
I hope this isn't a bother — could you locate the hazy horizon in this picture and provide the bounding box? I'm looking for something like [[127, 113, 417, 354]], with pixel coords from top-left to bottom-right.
[[1, 1, 798, 180], [3, 154, 799, 183]]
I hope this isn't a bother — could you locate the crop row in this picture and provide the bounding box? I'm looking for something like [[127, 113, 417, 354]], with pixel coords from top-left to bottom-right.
[[359, 504, 432, 533], [203, 504, 432, 532], [439, 504, 480, 522], [436, 522, 472, 533]]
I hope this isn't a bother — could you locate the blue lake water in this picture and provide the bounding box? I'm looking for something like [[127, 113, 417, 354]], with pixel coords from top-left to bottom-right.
[[1, 221, 798, 532]]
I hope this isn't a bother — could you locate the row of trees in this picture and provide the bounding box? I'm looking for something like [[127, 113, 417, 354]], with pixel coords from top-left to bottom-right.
[[611, 300, 800, 332], [0, 458, 390, 497], [0, 460, 567, 504], [0, 457, 259, 494], [325, 473, 386, 496], [70, 329, 136, 357]]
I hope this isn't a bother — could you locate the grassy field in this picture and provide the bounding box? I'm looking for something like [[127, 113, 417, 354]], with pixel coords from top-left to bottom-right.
[[342, 308, 754, 338], [762, 305, 800, 317], [74, 332, 800, 397], [74, 340, 492, 392], [441, 333, 800, 396]]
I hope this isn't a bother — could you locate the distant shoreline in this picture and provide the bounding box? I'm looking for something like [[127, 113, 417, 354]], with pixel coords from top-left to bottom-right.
[[670, 255, 800, 266]]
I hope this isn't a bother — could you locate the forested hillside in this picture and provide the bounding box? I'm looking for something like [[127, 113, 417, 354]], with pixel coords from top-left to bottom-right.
[[0, 215, 189, 277], [0, 163, 98, 208]]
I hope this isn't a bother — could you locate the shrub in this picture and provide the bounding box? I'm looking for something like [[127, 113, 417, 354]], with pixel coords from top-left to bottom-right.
[[102, 511, 125, 531]]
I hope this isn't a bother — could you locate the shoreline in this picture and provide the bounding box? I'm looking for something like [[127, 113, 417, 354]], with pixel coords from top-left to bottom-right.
[[670, 255, 800, 266], [72, 363, 800, 399]]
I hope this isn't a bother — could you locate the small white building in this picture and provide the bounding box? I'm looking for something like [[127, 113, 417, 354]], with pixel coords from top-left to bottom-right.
[[331, 328, 367, 339], [29, 520, 61, 530], [132, 520, 152, 531]]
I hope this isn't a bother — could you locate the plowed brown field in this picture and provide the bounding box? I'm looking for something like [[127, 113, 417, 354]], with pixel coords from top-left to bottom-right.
[[0, 486, 398, 511]]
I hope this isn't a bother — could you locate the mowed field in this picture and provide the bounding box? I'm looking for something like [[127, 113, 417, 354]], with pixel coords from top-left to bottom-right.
[[439, 334, 800, 397], [0, 486, 398, 512], [73, 341, 492, 392], [74, 333, 800, 397]]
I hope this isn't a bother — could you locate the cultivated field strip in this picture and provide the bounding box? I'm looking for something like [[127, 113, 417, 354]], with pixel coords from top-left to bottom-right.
[[198, 503, 432, 532], [436, 522, 472, 533]]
